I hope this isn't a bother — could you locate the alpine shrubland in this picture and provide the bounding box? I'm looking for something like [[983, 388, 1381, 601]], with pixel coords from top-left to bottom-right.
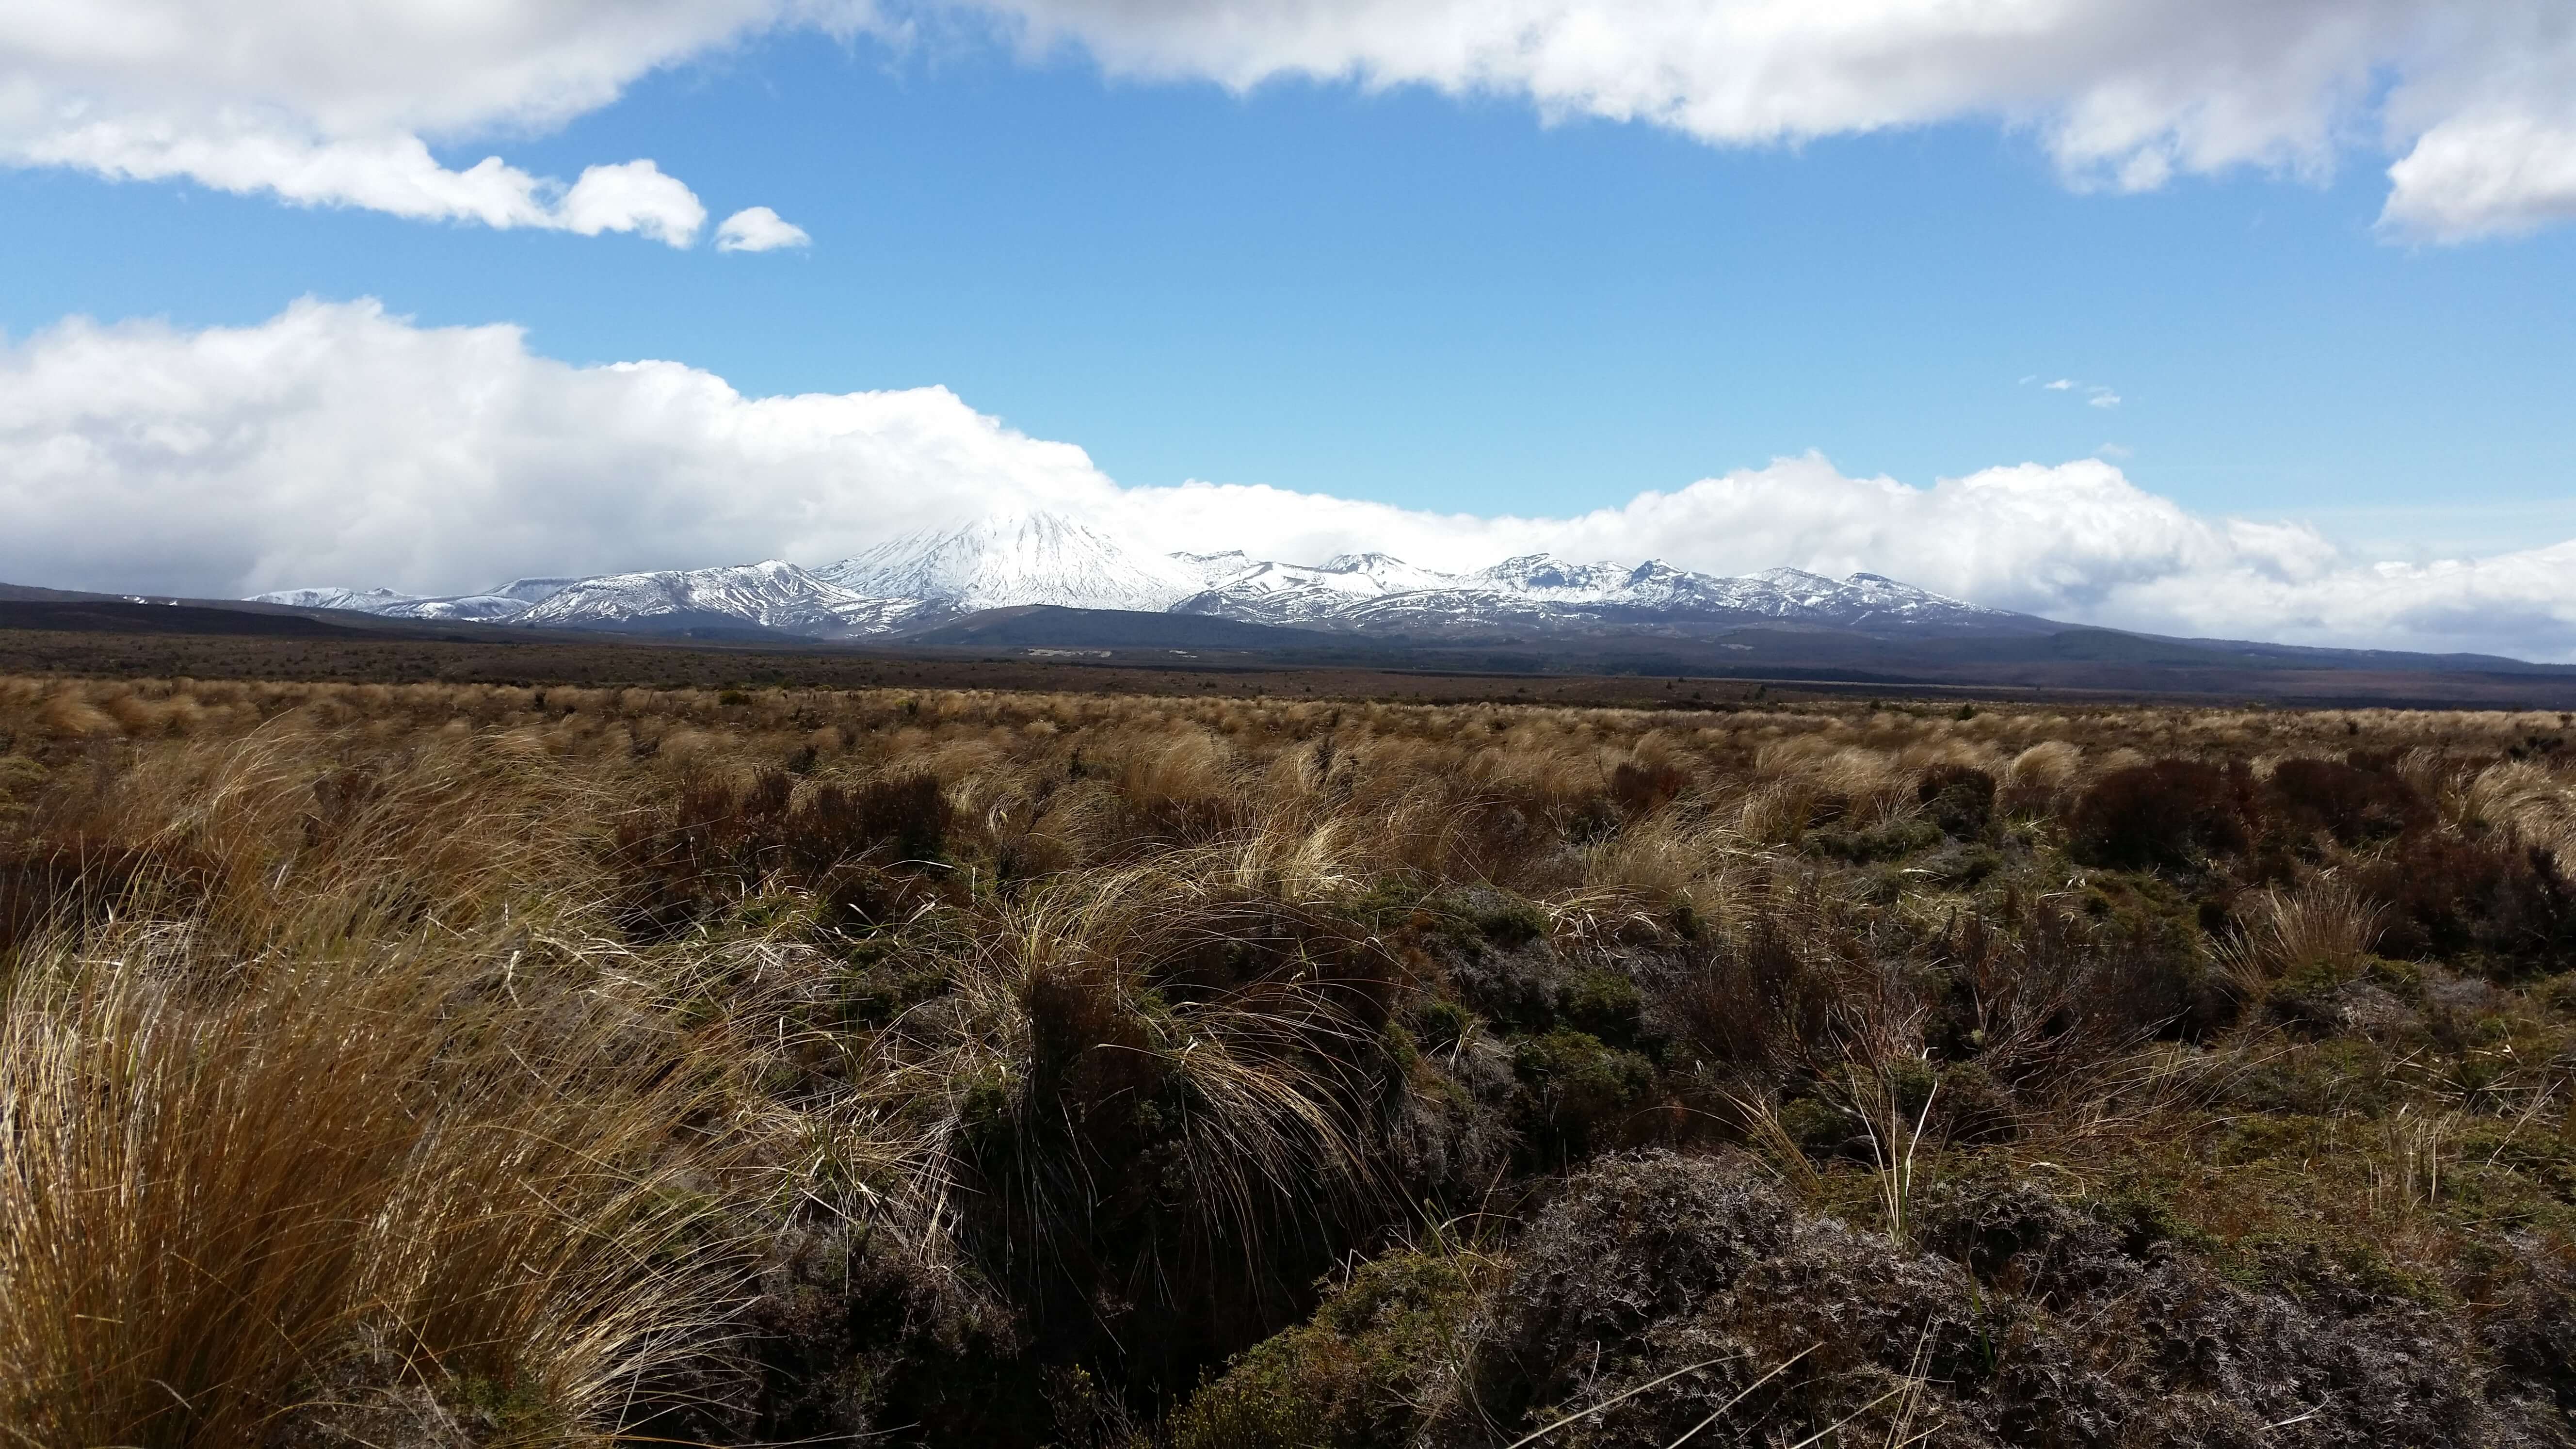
[[4, 673, 2576, 1446]]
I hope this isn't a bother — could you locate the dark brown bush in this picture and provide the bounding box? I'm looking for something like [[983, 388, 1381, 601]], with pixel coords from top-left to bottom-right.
[[0, 837, 212, 957], [1448, 1156, 2497, 1449], [1609, 758, 1690, 814], [2357, 833, 2576, 975], [1916, 762, 1996, 838], [608, 768, 954, 938], [1482, 1151, 1792, 1415], [2265, 756, 2428, 845], [1657, 898, 1835, 1077], [2068, 758, 2253, 870]]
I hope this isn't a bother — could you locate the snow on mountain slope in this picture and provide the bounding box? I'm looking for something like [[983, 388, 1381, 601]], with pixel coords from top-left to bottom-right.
[[249, 583, 549, 621], [1820, 571, 2028, 629], [1186, 549, 2037, 638], [373, 595, 538, 622], [1468, 555, 1637, 600], [487, 577, 579, 604], [1175, 550, 1473, 628], [820, 512, 1204, 612], [250, 586, 424, 612], [1171, 550, 1260, 586], [514, 562, 914, 636], [1318, 553, 1461, 594]]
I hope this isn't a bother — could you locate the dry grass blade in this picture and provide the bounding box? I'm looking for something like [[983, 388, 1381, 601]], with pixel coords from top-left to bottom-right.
[[1499, 1353, 1752, 1449], [1661, 1344, 1820, 1448]]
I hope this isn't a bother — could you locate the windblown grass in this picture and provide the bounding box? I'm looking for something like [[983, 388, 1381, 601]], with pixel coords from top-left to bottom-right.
[[0, 912, 743, 1446]]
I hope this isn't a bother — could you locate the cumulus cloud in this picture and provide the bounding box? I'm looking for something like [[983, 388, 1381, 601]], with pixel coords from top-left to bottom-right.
[[0, 0, 826, 240], [4, 2, 2576, 241], [716, 205, 812, 251], [2382, 116, 2576, 242], [0, 298, 1115, 598], [3, 298, 2572, 660]]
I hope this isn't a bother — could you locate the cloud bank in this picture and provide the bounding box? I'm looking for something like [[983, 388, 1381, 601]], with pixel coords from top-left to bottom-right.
[[7, 2, 2571, 242], [980, 0, 2576, 242], [3, 298, 2571, 660]]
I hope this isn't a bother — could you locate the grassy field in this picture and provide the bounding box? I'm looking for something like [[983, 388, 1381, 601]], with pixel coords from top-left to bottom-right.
[[4, 672, 2575, 1446]]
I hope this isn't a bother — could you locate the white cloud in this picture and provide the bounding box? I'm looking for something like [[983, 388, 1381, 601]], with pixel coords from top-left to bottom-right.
[[559, 160, 708, 244], [716, 205, 812, 251], [2382, 116, 2576, 242], [0, 0, 830, 240], [3, 298, 2572, 660], [4, 2, 2576, 241], [964, 0, 2576, 242], [2035, 377, 2119, 407]]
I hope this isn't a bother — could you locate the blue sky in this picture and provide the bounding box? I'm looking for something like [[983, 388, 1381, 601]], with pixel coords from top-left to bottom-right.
[[5, 1, 2576, 654]]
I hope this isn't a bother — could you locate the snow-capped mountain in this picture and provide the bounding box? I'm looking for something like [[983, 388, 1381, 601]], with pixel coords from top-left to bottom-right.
[[372, 595, 536, 622], [251, 576, 577, 623], [1175, 552, 2033, 639], [817, 513, 1203, 613], [514, 561, 915, 636], [244, 510, 2043, 644], [1176, 553, 1461, 628], [252, 586, 423, 613], [1469, 555, 1638, 599]]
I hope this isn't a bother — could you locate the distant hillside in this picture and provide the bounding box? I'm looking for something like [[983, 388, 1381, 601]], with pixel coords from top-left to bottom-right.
[[0, 600, 390, 639]]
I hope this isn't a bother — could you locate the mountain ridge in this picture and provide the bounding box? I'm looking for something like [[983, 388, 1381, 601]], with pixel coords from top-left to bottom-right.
[[227, 510, 2548, 676]]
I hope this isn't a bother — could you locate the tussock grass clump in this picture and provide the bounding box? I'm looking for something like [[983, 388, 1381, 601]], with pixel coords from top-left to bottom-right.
[[0, 918, 743, 1446]]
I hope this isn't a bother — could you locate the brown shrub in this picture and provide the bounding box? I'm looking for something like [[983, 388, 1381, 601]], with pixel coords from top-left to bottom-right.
[[2357, 832, 2576, 975], [1609, 757, 1690, 815], [2266, 756, 2429, 845], [1916, 762, 1995, 838], [2068, 758, 2253, 869], [608, 768, 955, 937]]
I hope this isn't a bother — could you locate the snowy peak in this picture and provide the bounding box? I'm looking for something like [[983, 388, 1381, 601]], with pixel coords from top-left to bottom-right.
[[1317, 553, 1459, 593], [1472, 555, 1634, 598], [820, 511, 1202, 612]]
